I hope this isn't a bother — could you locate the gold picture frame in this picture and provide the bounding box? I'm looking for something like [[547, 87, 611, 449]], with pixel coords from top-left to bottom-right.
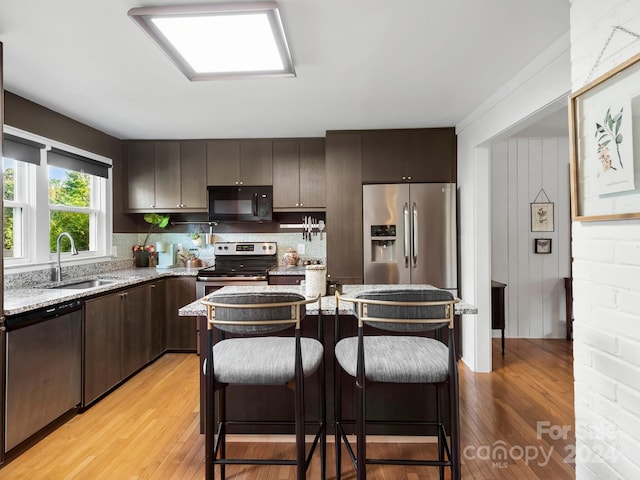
[[570, 51, 640, 221]]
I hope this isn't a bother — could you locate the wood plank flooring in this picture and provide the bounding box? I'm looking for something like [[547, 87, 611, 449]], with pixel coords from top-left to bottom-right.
[[0, 338, 575, 479]]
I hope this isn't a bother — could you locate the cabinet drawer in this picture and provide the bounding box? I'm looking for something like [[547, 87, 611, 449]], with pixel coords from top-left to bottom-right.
[[268, 275, 305, 286]]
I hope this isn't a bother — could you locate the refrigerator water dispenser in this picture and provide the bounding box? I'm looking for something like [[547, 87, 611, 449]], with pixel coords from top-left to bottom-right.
[[370, 225, 397, 263]]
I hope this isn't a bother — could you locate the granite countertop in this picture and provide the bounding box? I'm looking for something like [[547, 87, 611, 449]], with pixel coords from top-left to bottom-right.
[[3, 267, 199, 317], [179, 284, 478, 317], [269, 266, 307, 276]]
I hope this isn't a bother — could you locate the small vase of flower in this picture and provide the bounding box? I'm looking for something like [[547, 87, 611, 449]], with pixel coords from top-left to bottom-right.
[[132, 213, 170, 267], [191, 228, 203, 247]]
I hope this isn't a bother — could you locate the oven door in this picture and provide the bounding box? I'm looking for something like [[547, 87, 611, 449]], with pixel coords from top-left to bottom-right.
[[196, 278, 268, 299]]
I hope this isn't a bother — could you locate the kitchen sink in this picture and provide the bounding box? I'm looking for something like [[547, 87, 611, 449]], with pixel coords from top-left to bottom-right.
[[50, 279, 118, 290]]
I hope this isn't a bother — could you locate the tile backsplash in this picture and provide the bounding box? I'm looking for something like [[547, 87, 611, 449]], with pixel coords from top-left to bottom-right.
[[115, 232, 326, 267], [4, 232, 326, 289]]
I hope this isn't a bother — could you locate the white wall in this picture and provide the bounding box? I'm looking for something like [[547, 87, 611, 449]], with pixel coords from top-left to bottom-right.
[[491, 137, 571, 338], [456, 33, 571, 371], [570, 1, 640, 478]]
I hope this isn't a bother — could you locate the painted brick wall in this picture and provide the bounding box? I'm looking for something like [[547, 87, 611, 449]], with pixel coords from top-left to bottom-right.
[[570, 1, 640, 478]]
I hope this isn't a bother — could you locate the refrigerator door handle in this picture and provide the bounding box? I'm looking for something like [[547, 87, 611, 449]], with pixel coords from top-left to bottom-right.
[[412, 202, 418, 268], [403, 202, 410, 268]]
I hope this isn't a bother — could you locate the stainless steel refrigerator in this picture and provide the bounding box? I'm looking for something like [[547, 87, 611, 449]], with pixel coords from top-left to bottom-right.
[[363, 183, 457, 291]]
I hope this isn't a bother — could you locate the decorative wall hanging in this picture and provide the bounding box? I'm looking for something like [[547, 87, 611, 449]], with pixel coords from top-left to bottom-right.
[[535, 238, 552, 254], [570, 51, 640, 221], [530, 189, 554, 232]]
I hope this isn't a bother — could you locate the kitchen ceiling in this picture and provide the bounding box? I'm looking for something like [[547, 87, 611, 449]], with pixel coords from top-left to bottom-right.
[[0, 0, 569, 140]]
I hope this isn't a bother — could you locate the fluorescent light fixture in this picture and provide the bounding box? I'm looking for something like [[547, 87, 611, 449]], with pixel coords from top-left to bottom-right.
[[128, 2, 295, 80]]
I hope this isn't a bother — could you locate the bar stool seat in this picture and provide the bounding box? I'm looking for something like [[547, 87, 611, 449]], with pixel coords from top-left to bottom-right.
[[213, 336, 324, 384], [335, 336, 449, 383]]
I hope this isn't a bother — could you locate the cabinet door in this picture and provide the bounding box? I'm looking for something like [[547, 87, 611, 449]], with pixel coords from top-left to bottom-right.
[[149, 280, 167, 360], [272, 139, 300, 208], [299, 138, 326, 208], [126, 142, 156, 210], [154, 141, 181, 210], [122, 284, 150, 379], [165, 277, 197, 351], [180, 140, 207, 210], [84, 293, 123, 406], [361, 130, 409, 183], [406, 128, 456, 183], [325, 132, 363, 284], [207, 140, 240, 185], [239, 140, 272, 185]]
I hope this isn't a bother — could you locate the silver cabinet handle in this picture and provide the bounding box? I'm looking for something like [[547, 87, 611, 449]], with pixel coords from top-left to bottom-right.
[[412, 202, 418, 268], [403, 202, 410, 268]]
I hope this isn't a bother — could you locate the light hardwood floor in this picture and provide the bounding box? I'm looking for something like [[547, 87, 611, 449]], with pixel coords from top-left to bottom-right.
[[0, 338, 575, 479]]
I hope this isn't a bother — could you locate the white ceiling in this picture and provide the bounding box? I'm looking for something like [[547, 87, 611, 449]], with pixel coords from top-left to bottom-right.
[[0, 0, 570, 140]]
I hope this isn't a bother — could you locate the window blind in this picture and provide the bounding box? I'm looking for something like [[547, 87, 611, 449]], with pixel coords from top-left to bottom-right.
[[48, 147, 111, 178], [2, 133, 45, 165]]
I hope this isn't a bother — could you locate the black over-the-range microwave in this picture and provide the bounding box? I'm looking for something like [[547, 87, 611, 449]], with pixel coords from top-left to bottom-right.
[[207, 185, 273, 222]]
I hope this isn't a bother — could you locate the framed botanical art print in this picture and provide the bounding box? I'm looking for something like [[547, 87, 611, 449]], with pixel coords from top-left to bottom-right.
[[531, 202, 554, 232], [570, 52, 640, 221]]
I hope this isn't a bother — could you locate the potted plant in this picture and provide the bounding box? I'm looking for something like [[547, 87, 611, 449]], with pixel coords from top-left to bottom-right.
[[132, 213, 170, 267], [191, 226, 203, 247]]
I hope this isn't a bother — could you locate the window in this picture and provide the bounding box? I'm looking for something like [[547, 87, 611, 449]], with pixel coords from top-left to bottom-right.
[[2, 127, 113, 269], [3, 157, 29, 259]]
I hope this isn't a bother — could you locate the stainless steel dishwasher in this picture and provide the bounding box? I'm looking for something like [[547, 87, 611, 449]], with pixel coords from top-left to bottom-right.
[[4, 299, 82, 452]]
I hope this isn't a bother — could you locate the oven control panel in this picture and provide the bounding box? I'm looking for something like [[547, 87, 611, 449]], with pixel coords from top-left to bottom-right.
[[214, 242, 276, 255]]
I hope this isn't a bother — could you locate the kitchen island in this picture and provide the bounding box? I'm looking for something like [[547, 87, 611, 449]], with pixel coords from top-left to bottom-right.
[[179, 284, 478, 317], [179, 284, 476, 436]]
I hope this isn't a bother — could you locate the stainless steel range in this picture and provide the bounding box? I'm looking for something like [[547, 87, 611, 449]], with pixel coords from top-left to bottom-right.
[[195, 241, 277, 298]]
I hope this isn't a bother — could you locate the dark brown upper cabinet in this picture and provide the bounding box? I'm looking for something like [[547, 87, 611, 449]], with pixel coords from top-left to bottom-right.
[[361, 128, 456, 183], [126, 142, 155, 211], [125, 140, 207, 212], [325, 131, 363, 285], [206, 139, 272, 186], [272, 138, 326, 210]]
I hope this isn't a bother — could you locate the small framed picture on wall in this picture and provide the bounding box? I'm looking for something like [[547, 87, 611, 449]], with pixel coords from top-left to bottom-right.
[[534, 238, 552, 254]]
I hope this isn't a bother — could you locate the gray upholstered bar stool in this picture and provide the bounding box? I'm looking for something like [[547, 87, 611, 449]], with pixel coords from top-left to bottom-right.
[[334, 288, 460, 480], [201, 292, 326, 480]]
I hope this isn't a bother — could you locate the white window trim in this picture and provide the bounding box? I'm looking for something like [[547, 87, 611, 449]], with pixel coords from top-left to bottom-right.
[[3, 125, 113, 272]]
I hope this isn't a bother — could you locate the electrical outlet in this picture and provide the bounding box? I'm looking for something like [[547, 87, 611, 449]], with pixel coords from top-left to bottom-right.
[[297, 243, 306, 255]]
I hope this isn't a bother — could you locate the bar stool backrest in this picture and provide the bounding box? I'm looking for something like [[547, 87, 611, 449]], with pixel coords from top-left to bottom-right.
[[353, 289, 455, 332], [202, 292, 308, 334]]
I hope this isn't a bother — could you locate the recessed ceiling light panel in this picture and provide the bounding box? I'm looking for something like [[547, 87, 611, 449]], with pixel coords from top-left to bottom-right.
[[128, 2, 295, 80]]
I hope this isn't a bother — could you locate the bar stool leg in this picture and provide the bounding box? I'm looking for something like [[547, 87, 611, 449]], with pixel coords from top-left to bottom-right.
[[436, 385, 445, 480], [334, 359, 343, 480], [219, 388, 227, 480]]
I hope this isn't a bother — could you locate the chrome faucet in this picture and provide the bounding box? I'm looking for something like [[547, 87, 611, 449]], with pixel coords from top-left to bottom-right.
[[54, 232, 79, 282]]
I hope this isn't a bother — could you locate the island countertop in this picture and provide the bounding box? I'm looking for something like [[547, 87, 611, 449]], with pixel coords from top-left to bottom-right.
[[178, 284, 478, 317]]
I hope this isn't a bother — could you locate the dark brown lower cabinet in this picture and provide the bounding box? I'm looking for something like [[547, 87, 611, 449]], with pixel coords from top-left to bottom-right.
[[149, 280, 167, 360], [165, 277, 197, 351], [84, 281, 162, 406], [122, 284, 150, 379], [84, 292, 124, 406]]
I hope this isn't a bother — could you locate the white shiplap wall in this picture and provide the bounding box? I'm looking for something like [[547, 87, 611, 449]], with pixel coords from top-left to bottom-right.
[[570, 0, 640, 478], [491, 137, 571, 338]]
